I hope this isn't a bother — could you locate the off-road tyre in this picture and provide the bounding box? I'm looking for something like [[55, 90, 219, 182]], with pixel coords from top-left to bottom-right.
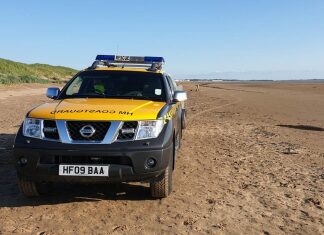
[[17, 176, 40, 197], [150, 162, 173, 198], [150, 140, 174, 198], [175, 129, 182, 151], [181, 109, 187, 130]]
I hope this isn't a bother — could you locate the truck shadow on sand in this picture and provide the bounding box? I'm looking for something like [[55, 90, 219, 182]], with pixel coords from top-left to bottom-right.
[[277, 124, 324, 132], [1, 183, 154, 208], [0, 134, 154, 208]]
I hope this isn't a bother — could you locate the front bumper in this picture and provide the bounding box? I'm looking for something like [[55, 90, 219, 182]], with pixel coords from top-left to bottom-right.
[[13, 121, 174, 183], [14, 147, 172, 183]]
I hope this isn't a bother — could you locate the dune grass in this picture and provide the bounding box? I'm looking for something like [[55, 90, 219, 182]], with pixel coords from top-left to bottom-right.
[[0, 58, 77, 84], [0, 74, 50, 84]]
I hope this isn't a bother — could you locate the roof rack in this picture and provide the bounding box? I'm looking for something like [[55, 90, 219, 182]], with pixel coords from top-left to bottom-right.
[[88, 55, 165, 71]]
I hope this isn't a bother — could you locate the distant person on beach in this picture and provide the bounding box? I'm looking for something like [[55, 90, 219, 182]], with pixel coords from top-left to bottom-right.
[[196, 84, 200, 91]]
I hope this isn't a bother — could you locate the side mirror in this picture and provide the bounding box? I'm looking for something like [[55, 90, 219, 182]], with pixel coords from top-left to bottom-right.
[[173, 91, 187, 102], [46, 87, 60, 99]]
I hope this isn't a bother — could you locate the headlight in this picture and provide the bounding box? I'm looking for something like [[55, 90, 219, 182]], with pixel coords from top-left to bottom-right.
[[23, 118, 42, 138], [135, 120, 164, 140]]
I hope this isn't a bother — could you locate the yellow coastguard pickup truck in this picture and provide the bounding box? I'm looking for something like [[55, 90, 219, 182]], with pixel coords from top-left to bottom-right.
[[14, 55, 187, 198]]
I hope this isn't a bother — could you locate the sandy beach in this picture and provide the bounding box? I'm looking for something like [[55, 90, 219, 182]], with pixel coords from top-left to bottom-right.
[[0, 82, 323, 234]]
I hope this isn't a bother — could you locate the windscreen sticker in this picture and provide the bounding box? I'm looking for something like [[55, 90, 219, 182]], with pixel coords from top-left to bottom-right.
[[155, 89, 162, 95], [50, 109, 133, 116]]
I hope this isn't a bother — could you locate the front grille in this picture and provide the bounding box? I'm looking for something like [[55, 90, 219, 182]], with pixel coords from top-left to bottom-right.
[[53, 155, 132, 166], [43, 120, 59, 140], [117, 121, 138, 141], [66, 121, 110, 141]]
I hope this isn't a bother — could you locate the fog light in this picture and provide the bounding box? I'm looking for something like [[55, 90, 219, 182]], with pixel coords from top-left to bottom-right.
[[146, 158, 157, 168], [19, 157, 28, 166]]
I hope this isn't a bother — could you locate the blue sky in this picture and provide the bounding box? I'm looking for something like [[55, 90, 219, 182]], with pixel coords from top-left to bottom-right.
[[0, 0, 324, 79]]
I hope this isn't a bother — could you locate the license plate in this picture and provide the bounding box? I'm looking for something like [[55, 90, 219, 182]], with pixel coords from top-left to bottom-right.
[[59, 165, 109, 176]]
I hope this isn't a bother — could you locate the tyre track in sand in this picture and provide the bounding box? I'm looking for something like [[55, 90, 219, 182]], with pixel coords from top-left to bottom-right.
[[187, 84, 241, 123]]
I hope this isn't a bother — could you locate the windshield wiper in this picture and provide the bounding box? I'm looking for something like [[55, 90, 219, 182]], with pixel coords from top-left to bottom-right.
[[65, 93, 106, 98], [62, 94, 164, 101], [131, 96, 164, 101]]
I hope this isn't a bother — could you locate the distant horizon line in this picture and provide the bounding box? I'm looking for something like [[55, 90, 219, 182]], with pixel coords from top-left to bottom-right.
[[175, 78, 324, 82], [173, 70, 324, 81]]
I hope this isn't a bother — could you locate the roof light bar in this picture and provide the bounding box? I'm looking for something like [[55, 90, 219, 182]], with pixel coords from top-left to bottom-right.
[[96, 55, 115, 61], [95, 55, 165, 64]]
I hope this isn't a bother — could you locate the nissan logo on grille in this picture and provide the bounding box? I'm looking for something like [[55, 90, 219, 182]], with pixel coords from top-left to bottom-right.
[[79, 125, 96, 138]]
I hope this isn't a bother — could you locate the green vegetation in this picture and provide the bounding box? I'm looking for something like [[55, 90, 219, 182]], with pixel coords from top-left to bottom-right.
[[0, 58, 77, 84]]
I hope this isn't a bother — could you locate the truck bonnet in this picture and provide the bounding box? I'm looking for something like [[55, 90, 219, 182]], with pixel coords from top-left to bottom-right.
[[27, 98, 166, 121]]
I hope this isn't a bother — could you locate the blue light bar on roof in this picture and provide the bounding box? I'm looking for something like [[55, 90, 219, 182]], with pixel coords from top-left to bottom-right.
[[144, 56, 165, 63], [95, 55, 165, 63], [96, 55, 116, 61]]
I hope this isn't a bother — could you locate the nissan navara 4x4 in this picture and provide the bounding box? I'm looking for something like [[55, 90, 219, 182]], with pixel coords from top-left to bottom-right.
[[14, 55, 187, 198]]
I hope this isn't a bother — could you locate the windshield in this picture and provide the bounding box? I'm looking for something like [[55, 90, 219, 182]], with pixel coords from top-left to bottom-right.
[[59, 70, 166, 101]]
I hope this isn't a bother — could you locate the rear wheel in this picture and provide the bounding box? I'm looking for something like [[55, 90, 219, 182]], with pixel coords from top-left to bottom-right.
[[181, 109, 187, 130], [175, 129, 181, 151]]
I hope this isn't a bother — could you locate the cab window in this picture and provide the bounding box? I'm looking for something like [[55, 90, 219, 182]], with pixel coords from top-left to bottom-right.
[[60, 71, 166, 101]]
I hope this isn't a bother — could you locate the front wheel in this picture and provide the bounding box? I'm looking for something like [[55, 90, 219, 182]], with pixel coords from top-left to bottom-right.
[[150, 140, 174, 198], [150, 162, 173, 198]]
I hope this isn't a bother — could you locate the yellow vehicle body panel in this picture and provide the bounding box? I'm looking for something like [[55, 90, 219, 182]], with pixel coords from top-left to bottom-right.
[[28, 99, 166, 121]]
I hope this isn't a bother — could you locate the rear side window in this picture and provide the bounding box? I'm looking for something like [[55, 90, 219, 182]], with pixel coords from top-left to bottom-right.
[[165, 75, 177, 94], [169, 75, 178, 90]]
